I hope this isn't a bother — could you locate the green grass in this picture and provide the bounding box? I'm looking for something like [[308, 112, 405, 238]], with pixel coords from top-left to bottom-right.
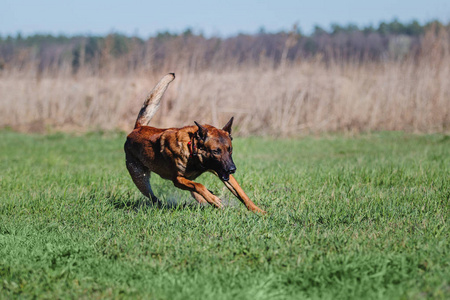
[[0, 130, 449, 299]]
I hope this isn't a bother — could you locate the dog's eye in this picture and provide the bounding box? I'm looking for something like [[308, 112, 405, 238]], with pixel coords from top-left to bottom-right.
[[228, 147, 232, 154], [212, 148, 222, 155]]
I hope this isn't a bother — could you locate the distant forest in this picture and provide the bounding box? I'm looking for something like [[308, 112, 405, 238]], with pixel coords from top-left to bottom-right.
[[1, 19, 449, 74]]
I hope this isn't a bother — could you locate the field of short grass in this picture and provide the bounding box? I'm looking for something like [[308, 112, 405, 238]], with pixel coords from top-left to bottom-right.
[[0, 130, 449, 299]]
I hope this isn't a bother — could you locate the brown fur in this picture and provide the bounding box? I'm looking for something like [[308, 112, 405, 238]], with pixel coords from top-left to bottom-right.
[[124, 73, 265, 213]]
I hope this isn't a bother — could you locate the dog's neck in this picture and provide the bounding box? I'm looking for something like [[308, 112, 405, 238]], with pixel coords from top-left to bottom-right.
[[188, 135, 207, 171], [187, 137, 196, 158]]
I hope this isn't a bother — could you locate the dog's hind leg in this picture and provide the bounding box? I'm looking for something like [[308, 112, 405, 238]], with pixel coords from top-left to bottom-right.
[[125, 153, 161, 206]]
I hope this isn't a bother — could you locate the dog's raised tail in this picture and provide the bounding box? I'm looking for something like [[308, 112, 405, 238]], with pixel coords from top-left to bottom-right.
[[135, 73, 175, 128]]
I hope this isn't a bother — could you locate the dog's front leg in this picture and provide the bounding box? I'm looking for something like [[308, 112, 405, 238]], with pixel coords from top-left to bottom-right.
[[173, 177, 223, 208], [190, 191, 208, 204], [223, 175, 266, 214]]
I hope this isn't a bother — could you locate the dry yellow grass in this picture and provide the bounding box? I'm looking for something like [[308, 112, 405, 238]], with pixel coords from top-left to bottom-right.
[[1, 31, 449, 135]]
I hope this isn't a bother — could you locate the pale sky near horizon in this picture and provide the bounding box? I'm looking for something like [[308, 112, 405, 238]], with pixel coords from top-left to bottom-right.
[[2, 0, 449, 38]]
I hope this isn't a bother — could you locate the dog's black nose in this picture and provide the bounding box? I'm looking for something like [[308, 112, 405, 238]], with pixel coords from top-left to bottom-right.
[[228, 166, 236, 174]]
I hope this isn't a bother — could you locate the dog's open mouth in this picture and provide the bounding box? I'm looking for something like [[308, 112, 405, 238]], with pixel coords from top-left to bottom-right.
[[220, 173, 230, 181], [218, 169, 235, 181]]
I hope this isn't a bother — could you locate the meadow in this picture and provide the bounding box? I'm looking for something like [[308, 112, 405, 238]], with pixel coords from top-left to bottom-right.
[[0, 130, 448, 299]]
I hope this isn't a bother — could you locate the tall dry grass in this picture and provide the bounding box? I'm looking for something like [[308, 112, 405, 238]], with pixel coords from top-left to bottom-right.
[[1, 29, 449, 135]]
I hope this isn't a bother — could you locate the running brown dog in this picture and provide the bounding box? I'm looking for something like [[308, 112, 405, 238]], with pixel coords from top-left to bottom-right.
[[124, 73, 265, 213]]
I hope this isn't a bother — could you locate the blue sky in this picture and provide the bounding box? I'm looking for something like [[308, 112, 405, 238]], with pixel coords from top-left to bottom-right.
[[2, 0, 449, 37]]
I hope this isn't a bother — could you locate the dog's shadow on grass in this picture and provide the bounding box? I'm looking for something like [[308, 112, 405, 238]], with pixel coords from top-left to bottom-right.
[[110, 197, 206, 212], [108, 191, 209, 212], [108, 191, 236, 212]]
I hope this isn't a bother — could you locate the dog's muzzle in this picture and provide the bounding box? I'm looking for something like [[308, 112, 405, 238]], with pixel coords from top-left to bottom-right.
[[220, 166, 236, 181]]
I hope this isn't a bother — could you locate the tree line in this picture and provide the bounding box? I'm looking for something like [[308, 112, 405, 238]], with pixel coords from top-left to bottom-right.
[[0, 19, 448, 74]]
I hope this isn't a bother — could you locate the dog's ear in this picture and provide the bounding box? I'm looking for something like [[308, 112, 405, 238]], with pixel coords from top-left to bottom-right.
[[222, 117, 234, 134], [194, 121, 208, 141]]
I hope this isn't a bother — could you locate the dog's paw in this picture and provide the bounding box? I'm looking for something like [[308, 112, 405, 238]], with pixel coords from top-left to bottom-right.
[[211, 195, 223, 209]]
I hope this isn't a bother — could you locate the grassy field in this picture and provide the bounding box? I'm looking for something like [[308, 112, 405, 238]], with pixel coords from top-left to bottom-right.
[[0, 130, 449, 299]]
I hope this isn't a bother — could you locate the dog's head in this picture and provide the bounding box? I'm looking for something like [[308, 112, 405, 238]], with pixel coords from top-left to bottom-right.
[[194, 117, 236, 181]]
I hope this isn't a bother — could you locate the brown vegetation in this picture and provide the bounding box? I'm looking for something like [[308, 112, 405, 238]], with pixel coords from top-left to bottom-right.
[[1, 26, 449, 135]]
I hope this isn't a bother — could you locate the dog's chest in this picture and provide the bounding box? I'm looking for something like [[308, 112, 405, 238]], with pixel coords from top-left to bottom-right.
[[183, 165, 204, 180]]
